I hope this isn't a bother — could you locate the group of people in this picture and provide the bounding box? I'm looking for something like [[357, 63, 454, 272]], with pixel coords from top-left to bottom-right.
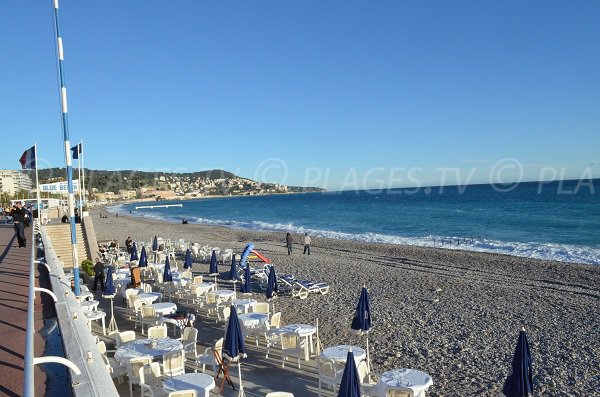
[[285, 232, 312, 255]]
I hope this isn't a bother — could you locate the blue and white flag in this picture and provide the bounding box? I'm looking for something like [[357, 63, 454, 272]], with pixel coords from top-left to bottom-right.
[[71, 143, 82, 159], [19, 146, 36, 169]]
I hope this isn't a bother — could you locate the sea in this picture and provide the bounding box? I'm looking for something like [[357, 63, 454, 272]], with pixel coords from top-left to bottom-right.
[[108, 179, 600, 265]]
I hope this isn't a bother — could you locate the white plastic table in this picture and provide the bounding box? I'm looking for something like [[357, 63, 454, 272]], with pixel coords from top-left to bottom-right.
[[163, 373, 216, 397], [152, 302, 177, 315], [238, 312, 269, 328], [214, 289, 235, 301], [322, 345, 367, 380], [136, 293, 159, 305], [377, 368, 433, 396], [191, 282, 216, 295], [115, 269, 130, 279], [232, 299, 257, 313], [270, 324, 316, 361], [114, 338, 183, 364], [86, 310, 106, 335], [81, 300, 99, 315]]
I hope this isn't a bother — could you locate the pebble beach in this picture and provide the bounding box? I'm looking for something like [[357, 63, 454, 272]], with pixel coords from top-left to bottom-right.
[[91, 209, 600, 396]]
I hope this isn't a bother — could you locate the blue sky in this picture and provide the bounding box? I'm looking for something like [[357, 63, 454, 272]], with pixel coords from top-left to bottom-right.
[[1, 1, 598, 190]]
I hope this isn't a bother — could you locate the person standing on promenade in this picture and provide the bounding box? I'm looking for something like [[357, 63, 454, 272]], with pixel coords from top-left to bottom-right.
[[10, 202, 27, 248], [93, 258, 105, 291], [286, 232, 293, 255], [303, 232, 311, 255]]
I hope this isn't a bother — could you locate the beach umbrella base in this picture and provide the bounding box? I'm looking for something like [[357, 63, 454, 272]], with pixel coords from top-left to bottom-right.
[[102, 294, 118, 333]]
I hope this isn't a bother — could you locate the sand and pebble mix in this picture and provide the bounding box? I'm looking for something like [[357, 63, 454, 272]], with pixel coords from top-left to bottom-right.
[[91, 210, 599, 396]]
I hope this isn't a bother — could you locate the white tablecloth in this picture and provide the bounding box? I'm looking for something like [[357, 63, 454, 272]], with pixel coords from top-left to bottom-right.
[[163, 373, 215, 397], [238, 312, 269, 328], [322, 345, 366, 366], [378, 369, 433, 396], [136, 293, 159, 305], [214, 289, 235, 301], [114, 338, 183, 364], [190, 282, 216, 295], [232, 299, 257, 313], [152, 302, 177, 315]]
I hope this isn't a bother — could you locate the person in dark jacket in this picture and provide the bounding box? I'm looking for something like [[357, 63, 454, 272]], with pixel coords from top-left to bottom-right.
[[286, 232, 293, 255], [10, 202, 27, 248], [93, 258, 105, 291]]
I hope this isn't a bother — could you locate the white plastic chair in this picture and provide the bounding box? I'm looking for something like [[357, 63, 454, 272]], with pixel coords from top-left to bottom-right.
[[253, 302, 270, 315], [179, 327, 199, 362], [386, 387, 415, 397], [195, 337, 223, 374], [148, 325, 168, 339], [139, 362, 168, 397], [265, 393, 294, 397], [280, 332, 304, 369], [317, 355, 344, 396], [116, 330, 136, 348], [162, 350, 185, 377], [96, 341, 126, 381], [140, 306, 160, 334], [169, 390, 197, 397], [128, 356, 153, 397]]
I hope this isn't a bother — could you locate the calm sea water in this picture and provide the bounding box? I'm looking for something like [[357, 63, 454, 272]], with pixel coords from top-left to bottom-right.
[[110, 180, 600, 265]]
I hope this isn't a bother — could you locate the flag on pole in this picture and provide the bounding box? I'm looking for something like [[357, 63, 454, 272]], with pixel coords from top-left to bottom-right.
[[71, 143, 82, 159], [19, 146, 36, 169]]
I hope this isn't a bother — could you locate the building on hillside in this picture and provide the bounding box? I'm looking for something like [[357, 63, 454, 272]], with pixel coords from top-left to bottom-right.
[[0, 170, 33, 194]]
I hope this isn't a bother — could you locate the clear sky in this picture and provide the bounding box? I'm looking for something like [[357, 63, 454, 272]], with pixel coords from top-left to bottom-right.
[[1, 0, 598, 190]]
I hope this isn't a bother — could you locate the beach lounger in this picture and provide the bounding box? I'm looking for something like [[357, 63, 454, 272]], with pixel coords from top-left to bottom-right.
[[293, 280, 330, 298]]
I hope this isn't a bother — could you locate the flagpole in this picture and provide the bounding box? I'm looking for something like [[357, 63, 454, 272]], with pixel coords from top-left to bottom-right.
[[80, 139, 86, 210], [34, 144, 41, 223], [52, 0, 80, 296], [77, 146, 82, 216]]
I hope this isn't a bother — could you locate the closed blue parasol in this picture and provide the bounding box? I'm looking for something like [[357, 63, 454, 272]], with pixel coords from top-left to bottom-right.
[[240, 261, 251, 293], [152, 235, 158, 251], [229, 255, 237, 281], [351, 286, 372, 372], [139, 246, 148, 267], [209, 250, 218, 275], [130, 241, 139, 261], [224, 305, 247, 395], [163, 256, 173, 282], [103, 266, 115, 295], [184, 248, 193, 269], [102, 266, 118, 333], [337, 350, 361, 397], [502, 329, 533, 397], [240, 243, 254, 269], [266, 265, 278, 299]]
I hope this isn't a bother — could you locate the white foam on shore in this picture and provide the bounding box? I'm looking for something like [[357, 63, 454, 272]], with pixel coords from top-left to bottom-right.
[[106, 205, 600, 265]]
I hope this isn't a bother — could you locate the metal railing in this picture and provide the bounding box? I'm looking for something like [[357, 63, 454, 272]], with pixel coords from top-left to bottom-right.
[[23, 220, 118, 396]]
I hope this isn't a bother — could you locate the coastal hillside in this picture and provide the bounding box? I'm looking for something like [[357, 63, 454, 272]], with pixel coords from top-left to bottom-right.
[[31, 168, 324, 198]]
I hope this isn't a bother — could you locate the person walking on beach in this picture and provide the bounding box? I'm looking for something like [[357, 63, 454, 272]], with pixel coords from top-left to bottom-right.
[[93, 258, 105, 291], [286, 232, 293, 255], [10, 202, 27, 248], [303, 233, 311, 255]]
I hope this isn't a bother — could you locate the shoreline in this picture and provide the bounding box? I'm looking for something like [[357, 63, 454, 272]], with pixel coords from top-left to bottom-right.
[[89, 209, 600, 396], [101, 202, 599, 267]]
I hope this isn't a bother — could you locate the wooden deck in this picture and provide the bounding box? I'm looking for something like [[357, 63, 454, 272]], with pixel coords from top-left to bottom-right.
[[0, 224, 47, 396]]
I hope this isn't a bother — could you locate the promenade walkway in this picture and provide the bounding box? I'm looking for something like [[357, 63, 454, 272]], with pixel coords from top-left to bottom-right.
[[0, 224, 47, 396]]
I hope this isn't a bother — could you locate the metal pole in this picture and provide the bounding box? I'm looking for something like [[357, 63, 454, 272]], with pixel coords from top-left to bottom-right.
[[52, 0, 80, 295], [77, 146, 82, 216], [34, 144, 42, 223], [81, 139, 86, 209]]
